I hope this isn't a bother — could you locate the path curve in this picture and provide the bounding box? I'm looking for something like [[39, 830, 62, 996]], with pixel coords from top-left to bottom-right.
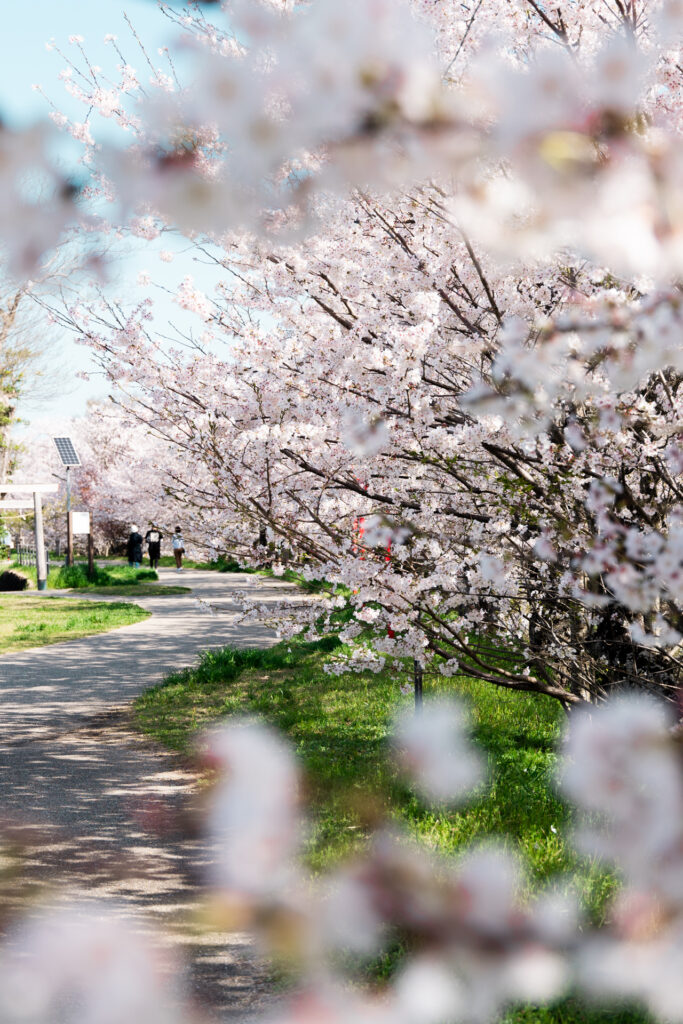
[[0, 569, 303, 1021]]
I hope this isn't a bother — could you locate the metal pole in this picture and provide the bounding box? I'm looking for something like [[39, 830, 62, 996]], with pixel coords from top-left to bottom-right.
[[66, 466, 73, 567], [33, 491, 48, 591]]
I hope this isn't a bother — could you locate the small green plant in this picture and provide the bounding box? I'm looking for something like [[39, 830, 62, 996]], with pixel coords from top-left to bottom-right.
[[52, 564, 90, 588]]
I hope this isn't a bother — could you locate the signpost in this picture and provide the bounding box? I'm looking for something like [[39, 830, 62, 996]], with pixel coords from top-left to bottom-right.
[[71, 511, 90, 534], [72, 509, 94, 577], [88, 518, 94, 579], [0, 483, 58, 591]]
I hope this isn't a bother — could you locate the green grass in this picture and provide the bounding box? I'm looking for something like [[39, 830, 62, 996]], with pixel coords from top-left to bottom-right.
[[134, 637, 605, 885], [134, 636, 647, 1024], [0, 593, 150, 652], [155, 554, 255, 572], [10, 562, 187, 595], [258, 566, 332, 592], [94, 553, 214, 570], [86, 583, 191, 596]]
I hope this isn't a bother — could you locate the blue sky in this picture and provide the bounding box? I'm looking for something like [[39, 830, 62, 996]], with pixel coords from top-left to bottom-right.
[[0, 1, 177, 128], [1, 2, 222, 428]]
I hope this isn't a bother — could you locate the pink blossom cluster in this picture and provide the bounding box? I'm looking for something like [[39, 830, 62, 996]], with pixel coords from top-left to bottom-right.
[[5, 0, 683, 276], [6, 1, 679, 275]]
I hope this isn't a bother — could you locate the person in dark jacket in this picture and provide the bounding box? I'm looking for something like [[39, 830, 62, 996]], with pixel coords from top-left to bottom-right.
[[172, 526, 185, 570], [126, 525, 144, 568], [145, 526, 163, 569]]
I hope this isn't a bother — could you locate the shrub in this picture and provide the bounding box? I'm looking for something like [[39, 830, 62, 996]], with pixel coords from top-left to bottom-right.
[[134, 568, 157, 581], [47, 564, 159, 589], [92, 565, 158, 584], [0, 570, 29, 592], [52, 564, 91, 589]]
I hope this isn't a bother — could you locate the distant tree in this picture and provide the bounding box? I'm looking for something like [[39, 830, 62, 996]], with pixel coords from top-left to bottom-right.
[[0, 263, 73, 483]]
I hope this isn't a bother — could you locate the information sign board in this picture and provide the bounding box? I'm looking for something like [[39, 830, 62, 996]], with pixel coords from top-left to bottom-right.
[[71, 511, 91, 535]]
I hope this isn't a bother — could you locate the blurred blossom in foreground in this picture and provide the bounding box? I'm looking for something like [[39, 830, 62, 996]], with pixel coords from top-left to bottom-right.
[[200, 719, 301, 897], [392, 698, 484, 805], [0, 902, 185, 1024], [559, 694, 683, 1023], [559, 694, 683, 890], [4, 695, 683, 1022]]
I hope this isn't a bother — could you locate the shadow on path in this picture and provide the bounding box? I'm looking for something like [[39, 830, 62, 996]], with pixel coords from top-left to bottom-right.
[[0, 570, 306, 1020]]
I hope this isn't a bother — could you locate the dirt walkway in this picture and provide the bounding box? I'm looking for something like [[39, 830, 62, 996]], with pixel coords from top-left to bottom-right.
[[0, 569, 301, 1021]]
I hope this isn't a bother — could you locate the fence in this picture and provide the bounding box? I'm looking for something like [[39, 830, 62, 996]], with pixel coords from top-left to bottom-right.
[[15, 545, 36, 567], [15, 546, 52, 572]]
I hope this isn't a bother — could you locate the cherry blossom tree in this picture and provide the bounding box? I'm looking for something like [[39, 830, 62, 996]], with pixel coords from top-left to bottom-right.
[[0, 260, 80, 483], [53, 209, 681, 704], [2, 3, 683, 1021], [29, 0, 678, 705]]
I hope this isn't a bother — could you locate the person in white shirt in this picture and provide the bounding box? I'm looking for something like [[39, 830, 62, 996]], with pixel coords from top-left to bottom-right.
[[145, 526, 163, 569], [172, 526, 184, 570]]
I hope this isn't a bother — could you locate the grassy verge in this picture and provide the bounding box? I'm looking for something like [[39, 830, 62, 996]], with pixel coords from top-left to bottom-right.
[[134, 635, 645, 1023], [102, 553, 313, 578], [11, 562, 189, 596], [138, 635, 651, 1022], [258, 566, 332, 592], [137, 637, 647, 1023], [134, 638, 601, 881], [0, 593, 150, 653]]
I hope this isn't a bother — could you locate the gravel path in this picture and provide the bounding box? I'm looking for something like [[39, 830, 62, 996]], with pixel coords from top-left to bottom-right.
[[0, 569, 301, 1021]]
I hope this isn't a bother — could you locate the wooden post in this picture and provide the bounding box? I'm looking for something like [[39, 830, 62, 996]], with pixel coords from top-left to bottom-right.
[[33, 491, 48, 592], [414, 659, 423, 712], [67, 510, 74, 567], [87, 510, 95, 579]]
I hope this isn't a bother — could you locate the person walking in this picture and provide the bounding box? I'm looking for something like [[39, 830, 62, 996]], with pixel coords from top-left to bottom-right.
[[126, 525, 144, 569], [145, 525, 163, 569], [172, 526, 185, 571]]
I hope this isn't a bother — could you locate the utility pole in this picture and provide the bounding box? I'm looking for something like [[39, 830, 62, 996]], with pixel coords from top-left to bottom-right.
[[33, 490, 47, 591]]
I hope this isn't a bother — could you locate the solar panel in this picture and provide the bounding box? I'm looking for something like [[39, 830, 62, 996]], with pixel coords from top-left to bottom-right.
[[52, 437, 81, 466]]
